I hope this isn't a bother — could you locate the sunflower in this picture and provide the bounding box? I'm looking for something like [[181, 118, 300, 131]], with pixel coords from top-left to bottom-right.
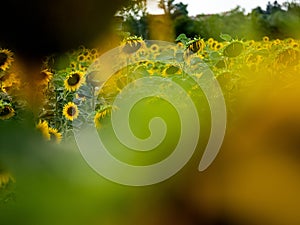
[[121, 36, 145, 54], [48, 127, 62, 144], [162, 65, 181, 77], [36, 120, 50, 140], [63, 102, 79, 121], [210, 41, 218, 50], [149, 44, 160, 53], [214, 42, 224, 51], [94, 105, 112, 128], [0, 171, 15, 188], [90, 48, 98, 56], [263, 36, 269, 42], [64, 71, 84, 92], [247, 40, 255, 47], [0, 49, 14, 71], [70, 61, 77, 69], [291, 42, 299, 49], [0, 100, 15, 120], [176, 42, 184, 48], [1, 72, 21, 93], [223, 41, 244, 58], [37, 69, 53, 85], [187, 38, 205, 53], [207, 38, 214, 45], [77, 54, 85, 62]]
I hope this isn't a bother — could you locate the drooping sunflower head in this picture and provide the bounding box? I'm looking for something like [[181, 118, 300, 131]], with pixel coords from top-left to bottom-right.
[[223, 41, 244, 58], [121, 36, 145, 54], [94, 105, 113, 129], [48, 127, 62, 144], [36, 120, 50, 140], [37, 69, 53, 85], [0, 49, 14, 71], [64, 71, 84, 92], [63, 102, 79, 121], [187, 38, 205, 53]]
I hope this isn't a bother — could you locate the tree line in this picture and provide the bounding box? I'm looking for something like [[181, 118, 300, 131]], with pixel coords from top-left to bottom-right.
[[120, 0, 300, 41]]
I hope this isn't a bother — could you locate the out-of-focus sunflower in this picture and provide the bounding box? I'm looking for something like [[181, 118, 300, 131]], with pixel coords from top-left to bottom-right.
[[94, 105, 112, 128], [210, 41, 218, 50], [149, 44, 160, 53], [121, 36, 145, 54], [37, 69, 53, 85], [223, 41, 244, 58], [64, 71, 84, 92], [48, 127, 62, 144], [247, 40, 255, 47], [77, 54, 85, 62], [0, 100, 15, 120], [187, 38, 205, 53], [207, 38, 214, 45], [1, 72, 21, 93], [0, 49, 14, 71], [214, 42, 224, 51], [36, 120, 50, 140], [0, 171, 15, 188], [63, 102, 79, 121], [263, 36, 269, 42]]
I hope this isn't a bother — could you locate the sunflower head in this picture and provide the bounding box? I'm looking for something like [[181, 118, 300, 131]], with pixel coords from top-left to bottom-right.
[[37, 69, 53, 85], [0, 49, 14, 71], [94, 105, 113, 128], [214, 42, 224, 51], [0, 100, 15, 120], [64, 71, 84, 92], [0, 171, 15, 188], [48, 127, 62, 144], [63, 102, 79, 121], [121, 36, 144, 54], [263, 36, 269, 42], [187, 38, 205, 53], [223, 41, 244, 58], [207, 38, 214, 45], [36, 120, 50, 140]]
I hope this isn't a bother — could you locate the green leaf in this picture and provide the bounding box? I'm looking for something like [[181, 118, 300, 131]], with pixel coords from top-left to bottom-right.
[[175, 33, 189, 45], [209, 51, 221, 60], [220, 33, 232, 42]]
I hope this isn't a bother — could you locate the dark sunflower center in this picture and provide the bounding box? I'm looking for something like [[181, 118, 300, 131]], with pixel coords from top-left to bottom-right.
[[67, 74, 80, 86], [67, 106, 76, 116], [0, 52, 8, 66], [0, 106, 11, 116]]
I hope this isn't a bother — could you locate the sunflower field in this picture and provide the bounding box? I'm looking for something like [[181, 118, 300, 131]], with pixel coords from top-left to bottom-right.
[[1, 34, 300, 164], [1, 31, 300, 220]]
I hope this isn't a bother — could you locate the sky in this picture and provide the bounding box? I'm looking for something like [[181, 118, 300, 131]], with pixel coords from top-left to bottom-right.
[[147, 0, 293, 16]]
